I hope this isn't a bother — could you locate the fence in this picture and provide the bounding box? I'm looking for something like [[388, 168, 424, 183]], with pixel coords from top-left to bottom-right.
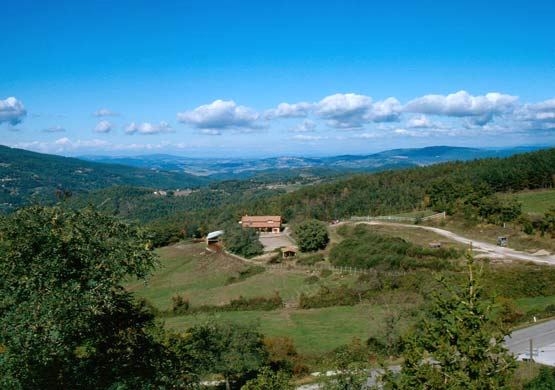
[[350, 211, 446, 223]]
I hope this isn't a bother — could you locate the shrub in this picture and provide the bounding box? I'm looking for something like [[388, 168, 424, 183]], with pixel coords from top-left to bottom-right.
[[224, 223, 264, 258], [299, 285, 360, 309], [171, 294, 190, 314], [304, 275, 319, 284], [296, 252, 325, 266], [330, 224, 458, 271], [294, 220, 329, 252], [226, 265, 265, 284]]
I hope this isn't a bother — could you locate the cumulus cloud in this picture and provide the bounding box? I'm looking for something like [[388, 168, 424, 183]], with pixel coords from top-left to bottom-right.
[[516, 99, 555, 129], [42, 125, 66, 133], [404, 90, 517, 123], [94, 120, 113, 133], [0, 97, 27, 125], [315, 93, 373, 128], [265, 102, 313, 119], [314, 93, 401, 128], [290, 119, 317, 132], [177, 100, 261, 131], [125, 121, 173, 135], [406, 115, 433, 128], [93, 108, 118, 117]]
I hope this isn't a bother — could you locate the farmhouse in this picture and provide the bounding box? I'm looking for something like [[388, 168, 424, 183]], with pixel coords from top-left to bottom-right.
[[240, 215, 282, 234]]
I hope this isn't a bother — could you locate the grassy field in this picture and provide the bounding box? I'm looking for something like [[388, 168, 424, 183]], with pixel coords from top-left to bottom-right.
[[501, 188, 555, 214], [127, 242, 359, 310], [515, 295, 555, 313], [164, 303, 409, 355]]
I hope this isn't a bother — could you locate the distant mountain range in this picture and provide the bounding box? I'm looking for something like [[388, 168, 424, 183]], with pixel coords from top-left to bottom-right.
[[80, 145, 546, 179], [0, 144, 548, 213], [0, 145, 206, 211]]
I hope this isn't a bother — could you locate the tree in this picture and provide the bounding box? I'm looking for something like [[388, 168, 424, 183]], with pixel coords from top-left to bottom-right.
[[382, 253, 516, 389], [0, 206, 194, 389], [294, 219, 329, 252], [241, 367, 293, 390], [187, 323, 268, 390], [224, 223, 264, 258], [524, 367, 555, 389]]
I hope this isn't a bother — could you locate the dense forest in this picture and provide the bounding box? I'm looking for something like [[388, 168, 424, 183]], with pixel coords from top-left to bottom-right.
[[153, 148, 555, 244]]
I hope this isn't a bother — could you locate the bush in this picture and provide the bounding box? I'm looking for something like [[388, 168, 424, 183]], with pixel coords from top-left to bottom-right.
[[330, 225, 458, 271], [294, 220, 329, 252], [224, 223, 264, 258], [299, 285, 360, 309], [296, 252, 325, 266], [169, 292, 283, 315], [226, 265, 265, 284], [304, 275, 319, 284], [171, 295, 190, 314]]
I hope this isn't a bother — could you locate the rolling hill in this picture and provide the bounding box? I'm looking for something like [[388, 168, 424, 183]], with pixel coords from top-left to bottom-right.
[[80, 145, 545, 178], [0, 145, 207, 211]]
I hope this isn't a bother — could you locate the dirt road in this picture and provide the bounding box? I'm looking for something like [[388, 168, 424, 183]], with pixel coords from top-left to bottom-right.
[[352, 221, 555, 265]]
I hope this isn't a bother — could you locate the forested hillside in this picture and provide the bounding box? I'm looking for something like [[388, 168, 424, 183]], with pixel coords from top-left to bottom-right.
[[164, 148, 555, 242], [0, 145, 206, 211]]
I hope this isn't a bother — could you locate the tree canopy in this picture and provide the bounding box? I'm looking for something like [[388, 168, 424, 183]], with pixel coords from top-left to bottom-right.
[[0, 206, 193, 389], [294, 219, 329, 252]]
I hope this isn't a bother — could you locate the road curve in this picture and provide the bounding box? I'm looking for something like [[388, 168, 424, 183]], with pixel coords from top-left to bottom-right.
[[352, 221, 555, 265]]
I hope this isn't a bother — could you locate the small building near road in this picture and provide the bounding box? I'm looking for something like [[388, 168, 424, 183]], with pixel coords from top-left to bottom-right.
[[281, 247, 298, 259], [240, 215, 282, 234], [206, 230, 224, 245]]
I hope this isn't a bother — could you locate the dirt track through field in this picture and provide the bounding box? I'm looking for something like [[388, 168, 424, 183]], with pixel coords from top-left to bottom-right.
[[352, 221, 555, 265]]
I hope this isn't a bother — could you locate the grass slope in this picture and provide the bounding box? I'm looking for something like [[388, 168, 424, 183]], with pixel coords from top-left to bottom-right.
[[502, 189, 555, 214]]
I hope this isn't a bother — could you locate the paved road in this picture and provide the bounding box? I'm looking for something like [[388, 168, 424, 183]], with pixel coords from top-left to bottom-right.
[[505, 320, 555, 354], [297, 321, 555, 389], [355, 221, 555, 265]]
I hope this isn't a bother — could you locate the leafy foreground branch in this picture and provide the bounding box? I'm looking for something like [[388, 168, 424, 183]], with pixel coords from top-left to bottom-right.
[[381, 253, 517, 389]]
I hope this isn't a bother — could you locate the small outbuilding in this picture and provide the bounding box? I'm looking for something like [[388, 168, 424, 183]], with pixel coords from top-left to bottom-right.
[[281, 247, 298, 259], [206, 230, 224, 245]]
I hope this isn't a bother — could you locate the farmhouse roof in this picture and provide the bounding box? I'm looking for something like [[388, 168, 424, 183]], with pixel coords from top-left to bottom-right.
[[240, 215, 282, 228]]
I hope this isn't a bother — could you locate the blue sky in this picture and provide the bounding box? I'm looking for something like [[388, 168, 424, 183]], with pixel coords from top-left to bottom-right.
[[1, 0, 554, 157]]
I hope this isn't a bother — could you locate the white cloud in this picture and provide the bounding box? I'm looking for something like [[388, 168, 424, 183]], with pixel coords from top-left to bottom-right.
[[265, 102, 313, 119], [314, 93, 401, 128], [353, 132, 380, 139], [0, 97, 27, 125], [93, 108, 118, 117], [292, 134, 327, 141], [516, 98, 555, 128], [404, 90, 517, 123], [406, 115, 434, 128], [369, 97, 402, 122], [200, 129, 222, 135], [42, 125, 66, 133], [94, 120, 113, 133], [125, 121, 173, 135], [315, 93, 373, 128], [177, 100, 261, 131], [290, 119, 317, 132]]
